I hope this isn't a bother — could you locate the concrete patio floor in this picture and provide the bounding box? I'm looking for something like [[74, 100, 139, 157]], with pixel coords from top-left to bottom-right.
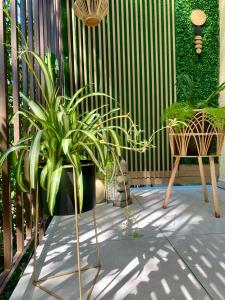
[[10, 185, 225, 300]]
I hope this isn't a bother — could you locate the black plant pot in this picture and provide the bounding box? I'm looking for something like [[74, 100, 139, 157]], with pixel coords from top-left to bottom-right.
[[40, 162, 96, 216]]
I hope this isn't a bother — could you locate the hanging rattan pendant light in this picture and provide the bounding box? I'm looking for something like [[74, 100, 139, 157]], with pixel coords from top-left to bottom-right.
[[73, 0, 108, 27]]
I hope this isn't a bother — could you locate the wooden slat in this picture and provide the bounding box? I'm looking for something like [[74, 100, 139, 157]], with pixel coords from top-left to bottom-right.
[[167, 0, 173, 107], [150, 0, 156, 176], [20, 0, 32, 241], [102, 20, 107, 96], [171, 0, 176, 101], [39, 0, 45, 105], [130, 0, 137, 172], [71, 1, 78, 91], [140, 1, 146, 176], [158, 1, 164, 176], [39, 0, 45, 239], [11, 0, 20, 144], [111, 1, 118, 125], [54, 0, 59, 59], [27, 0, 35, 237], [135, 0, 142, 174], [92, 27, 98, 108], [98, 23, 103, 115], [46, 0, 51, 49], [0, 0, 12, 274], [115, 0, 122, 128], [145, 0, 151, 177], [106, 3, 113, 124], [125, 0, 133, 172], [20, 0, 27, 95], [34, 0, 41, 99], [88, 27, 94, 110], [167, 0, 174, 173], [66, 0, 73, 96], [11, 0, 24, 254], [57, 0, 64, 92], [27, 0, 34, 100], [42, 0, 48, 52], [120, 1, 128, 163], [82, 24, 88, 111], [163, 0, 170, 176], [153, 1, 161, 177], [50, 0, 56, 55], [78, 20, 84, 111], [39, 0, 44, 58]]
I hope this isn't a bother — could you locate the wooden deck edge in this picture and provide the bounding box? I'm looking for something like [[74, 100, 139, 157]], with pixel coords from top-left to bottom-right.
[[129, 164, 219, 186]]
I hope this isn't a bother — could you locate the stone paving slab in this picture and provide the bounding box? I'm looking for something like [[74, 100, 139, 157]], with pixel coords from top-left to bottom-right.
[[10, 185, 225, 300], [168, 234, 225, 300]]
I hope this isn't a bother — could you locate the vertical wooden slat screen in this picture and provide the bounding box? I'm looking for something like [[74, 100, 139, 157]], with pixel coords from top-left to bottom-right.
[[20, 0, 32, 241], [11, 0, 24, 255], [69, 0, 176, 182], [0, 0, 64, 292], [0, 0, 12, 282]]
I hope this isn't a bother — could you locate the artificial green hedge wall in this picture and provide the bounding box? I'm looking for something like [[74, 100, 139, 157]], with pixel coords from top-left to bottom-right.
[[176, 0, 219, 102]]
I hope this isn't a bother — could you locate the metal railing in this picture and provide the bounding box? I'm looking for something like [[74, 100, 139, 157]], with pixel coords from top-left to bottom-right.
[[0, 0, 63, 292]]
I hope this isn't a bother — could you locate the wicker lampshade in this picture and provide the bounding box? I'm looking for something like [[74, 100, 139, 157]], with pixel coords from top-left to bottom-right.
[[73, 0, 108, 27]]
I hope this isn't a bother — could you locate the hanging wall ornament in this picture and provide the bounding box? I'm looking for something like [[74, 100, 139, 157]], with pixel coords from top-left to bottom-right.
[[190, 10, 207, 55], [73, 0, 108, 27]]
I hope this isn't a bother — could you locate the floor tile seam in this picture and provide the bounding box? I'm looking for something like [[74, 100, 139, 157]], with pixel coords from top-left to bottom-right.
[[41, 236, 166, 250], [96, 235, 166, 243], [164, 234, 214, 300], [164, 231, 225, 239], [132, 195, 161, 228]]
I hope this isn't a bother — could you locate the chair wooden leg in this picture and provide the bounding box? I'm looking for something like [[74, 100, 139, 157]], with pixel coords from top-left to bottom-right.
[[198, 157, 209, 203], [209, 156, 221, 218], [163, 156, 180, 209]]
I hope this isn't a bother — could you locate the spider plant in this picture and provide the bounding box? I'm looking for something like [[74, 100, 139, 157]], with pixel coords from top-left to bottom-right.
[[0, 50, 151, 215]]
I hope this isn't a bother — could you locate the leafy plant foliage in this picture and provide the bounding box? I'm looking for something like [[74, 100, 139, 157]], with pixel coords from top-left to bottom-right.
[[0, 49, 153, 215], [176, 0, 219, 101]]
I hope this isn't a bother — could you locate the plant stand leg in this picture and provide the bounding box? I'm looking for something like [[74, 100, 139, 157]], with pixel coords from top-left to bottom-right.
[[163, 156, 180, 209], [198, 157, 209, 203], [32, 166, 101, 300], [85, 209, 101, 300], [32, 186, 64, 300], [73, 167, 83, 300], [209, 157, 221, 218]]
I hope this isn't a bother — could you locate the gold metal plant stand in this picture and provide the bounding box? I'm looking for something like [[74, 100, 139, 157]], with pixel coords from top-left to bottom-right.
[[32, 166, 101, 300], [163, 110, 225, 218]]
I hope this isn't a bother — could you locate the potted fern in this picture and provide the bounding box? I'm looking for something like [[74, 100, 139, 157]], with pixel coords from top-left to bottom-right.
[[0, 50, 151, 216], [163, 75, 225, 157]]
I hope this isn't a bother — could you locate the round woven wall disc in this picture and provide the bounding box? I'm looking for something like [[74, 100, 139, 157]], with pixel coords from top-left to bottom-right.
[[190, 10, 206, 26]]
